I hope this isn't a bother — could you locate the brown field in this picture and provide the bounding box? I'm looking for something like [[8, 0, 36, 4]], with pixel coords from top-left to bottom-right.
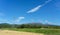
[[0, 30, 44, 35]]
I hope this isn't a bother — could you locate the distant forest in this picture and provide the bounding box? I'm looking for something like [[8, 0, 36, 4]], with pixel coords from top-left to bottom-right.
[[0, 23, 60, 29]]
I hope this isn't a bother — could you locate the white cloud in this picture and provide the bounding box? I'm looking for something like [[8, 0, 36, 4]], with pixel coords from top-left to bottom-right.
[[14, 16, 25, 24], [45, 20, 53, 24], [27, 0, 52, 13], [27, 5, 42, 13], [16, 17, 25, 22], [45, 0, 52, 4], [45, 20, 48, 23]]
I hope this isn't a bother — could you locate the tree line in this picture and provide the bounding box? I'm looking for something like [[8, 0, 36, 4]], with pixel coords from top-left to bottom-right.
[[0, 23, 60, 29]]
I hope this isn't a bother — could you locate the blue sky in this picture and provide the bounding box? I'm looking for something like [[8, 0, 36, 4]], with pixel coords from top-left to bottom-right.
[[0, 0, 60, 25]]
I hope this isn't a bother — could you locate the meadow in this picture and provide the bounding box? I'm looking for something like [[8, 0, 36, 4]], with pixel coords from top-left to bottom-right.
[[3, 28, 60, 35], [0, 23, 60, 35]]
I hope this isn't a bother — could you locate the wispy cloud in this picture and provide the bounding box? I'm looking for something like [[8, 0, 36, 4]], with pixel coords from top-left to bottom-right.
[[14, 16, 25, 24], [45, 20, 48, 23], [16, 17, 25, 22], [27, 0, 52, 13], [27, 5, 42, 13], [44, 20, 53, 24]]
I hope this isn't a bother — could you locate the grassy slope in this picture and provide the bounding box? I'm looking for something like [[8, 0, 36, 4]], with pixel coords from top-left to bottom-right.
[[3, 28, 60, 35]]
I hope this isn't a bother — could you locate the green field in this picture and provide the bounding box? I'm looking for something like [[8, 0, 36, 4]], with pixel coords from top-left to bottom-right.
[[0, 23, 60, 35], [3, 28, 60, 35]]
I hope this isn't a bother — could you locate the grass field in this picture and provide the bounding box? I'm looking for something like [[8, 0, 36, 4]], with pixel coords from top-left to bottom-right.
[[2, 28, 60, 35]]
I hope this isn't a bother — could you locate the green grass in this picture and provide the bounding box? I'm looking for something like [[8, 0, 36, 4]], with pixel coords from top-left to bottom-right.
[[1, 28, 60, 35]]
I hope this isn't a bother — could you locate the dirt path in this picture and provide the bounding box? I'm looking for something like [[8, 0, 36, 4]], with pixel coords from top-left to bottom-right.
[[0, 30, 44, 35]]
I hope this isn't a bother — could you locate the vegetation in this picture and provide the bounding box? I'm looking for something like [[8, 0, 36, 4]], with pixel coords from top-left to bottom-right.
[[2, 28, 60, 35], [0, 23, 60, 35], [0, 23, 60, 29]]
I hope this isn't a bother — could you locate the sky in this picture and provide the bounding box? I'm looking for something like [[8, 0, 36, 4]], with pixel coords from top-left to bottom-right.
[[0, 0, 60, 25]]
